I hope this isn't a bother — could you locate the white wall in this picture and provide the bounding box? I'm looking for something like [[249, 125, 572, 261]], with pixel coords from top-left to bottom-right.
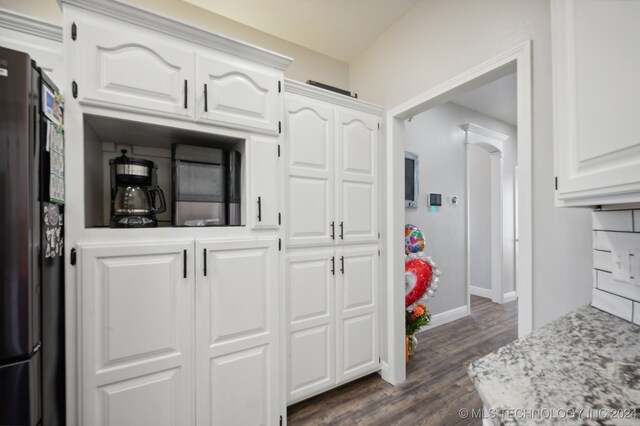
[[0, 0, 351, 88], [404, 102, 516, 315], [468, 145, 492, 291], [351, 0, 593, 329]]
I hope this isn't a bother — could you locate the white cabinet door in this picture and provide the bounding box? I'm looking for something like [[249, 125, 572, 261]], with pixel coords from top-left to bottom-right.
[[197, 54, 280, 134], [285, 95, 336, 247], [285, 248, 336, 403], [552, 0, 640, 205], [77, 20, 195, 118], [196, 238, 280, 426], [336, 245, 379, 383], [250, 137, 279, 229], [79, 241, 194, 426], [336, 111, 379, 243]]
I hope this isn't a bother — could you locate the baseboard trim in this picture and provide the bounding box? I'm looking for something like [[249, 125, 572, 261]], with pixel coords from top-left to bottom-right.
[[422, 305, 470, 331], [470, 285, 492, 298], [503, 291, 517, 303]]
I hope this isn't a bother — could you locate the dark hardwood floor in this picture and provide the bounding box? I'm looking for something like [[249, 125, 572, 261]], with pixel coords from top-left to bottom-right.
[[287, 295, 517, 425]]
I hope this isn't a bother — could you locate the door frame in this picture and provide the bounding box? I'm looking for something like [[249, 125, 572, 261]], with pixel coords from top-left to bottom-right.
[[462, 124, 511, 305], [381, 41, 532, 385]]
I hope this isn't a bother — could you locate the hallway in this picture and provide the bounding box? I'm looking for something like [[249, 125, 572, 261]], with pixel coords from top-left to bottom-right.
[[288, 295, 518, 425]]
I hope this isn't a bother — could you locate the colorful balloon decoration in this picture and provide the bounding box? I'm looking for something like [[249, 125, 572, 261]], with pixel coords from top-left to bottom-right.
[[404, 224, 441, 309], [405, 224, 425, 254]]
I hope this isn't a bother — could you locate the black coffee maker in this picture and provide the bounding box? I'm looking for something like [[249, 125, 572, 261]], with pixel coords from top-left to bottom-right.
[[109, 150, 166, 228]]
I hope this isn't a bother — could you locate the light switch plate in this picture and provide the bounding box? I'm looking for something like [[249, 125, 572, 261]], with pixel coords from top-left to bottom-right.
[[611, 250, 631, 283]]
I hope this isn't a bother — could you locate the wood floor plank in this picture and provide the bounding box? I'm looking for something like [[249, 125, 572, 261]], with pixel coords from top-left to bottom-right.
[[287, 295, 517, 425]]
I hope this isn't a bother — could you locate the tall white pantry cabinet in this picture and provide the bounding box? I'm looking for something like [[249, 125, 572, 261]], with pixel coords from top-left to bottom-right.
[[283, 81, 382, 404], [61, 0, 290, 424]]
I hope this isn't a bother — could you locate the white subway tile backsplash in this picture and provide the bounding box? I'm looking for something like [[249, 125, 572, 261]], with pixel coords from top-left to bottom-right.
[[593, 249, 611, 271], [592, 289, 633, 322], [594, 231, 640, 252], [592, 210, 640, 322], [593, 210, 633, 232], [596, 270, 640, 302]]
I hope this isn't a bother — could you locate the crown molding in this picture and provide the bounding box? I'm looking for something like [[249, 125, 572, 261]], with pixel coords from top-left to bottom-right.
[[59, 0, 293, 71], [0, 8, 63, 43], [284, 79, 383, 116], [460, 122, 509, 153]]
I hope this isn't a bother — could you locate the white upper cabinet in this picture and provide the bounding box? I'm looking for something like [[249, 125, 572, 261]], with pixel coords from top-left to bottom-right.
[[78, 241, 194, 426], [552, 0, 640, 206], [285, 95, 336, 246], [70, 6, 290, 131], [76, 20, 195, 118], [197, 54, 280, 134], [284, 85, 380, 247], [337, 111, 379, 243], [250, 136, 280, 229]]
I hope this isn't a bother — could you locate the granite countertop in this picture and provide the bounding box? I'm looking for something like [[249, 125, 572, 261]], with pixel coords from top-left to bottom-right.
[[468, 306, 640, 425]]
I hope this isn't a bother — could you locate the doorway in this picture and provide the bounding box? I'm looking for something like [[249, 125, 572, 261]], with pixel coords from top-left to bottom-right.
[[463, 122, 517, 306], [381, 42, 532, 385]]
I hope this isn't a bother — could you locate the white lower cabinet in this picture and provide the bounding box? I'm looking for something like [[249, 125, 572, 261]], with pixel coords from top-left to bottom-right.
[[286, 244, 379, 404], [79, 241, 195, 426], [336, 245, 379, 383], [79, 238, 280, 425], [196, 238, 280, 426]]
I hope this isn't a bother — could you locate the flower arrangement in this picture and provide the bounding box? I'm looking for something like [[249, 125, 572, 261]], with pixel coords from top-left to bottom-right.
[[405, 304, 431, 335]]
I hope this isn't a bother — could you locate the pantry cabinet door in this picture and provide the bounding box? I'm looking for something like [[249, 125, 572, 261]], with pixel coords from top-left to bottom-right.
[[196, 238, 280, 426], [552, 0, 640, 205], [79, 241, 194, 426], [336, 245, 379, 383], [197, 54, 280, 134], [250, 137, 279, 229], [77, 20, 195, 118], [336, 110, 379, 243], [285, 94, 336, 247], [285, 248, 336, 404]]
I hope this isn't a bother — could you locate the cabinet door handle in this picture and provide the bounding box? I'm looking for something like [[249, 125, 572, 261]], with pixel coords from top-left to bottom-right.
[[331, 256, 335, 275], [184, 79, 188, 109], [340, 256, 344, 274], [257, 197, 262, 222], [330, 221, 335, 240], [183, 249, 187, 278], [340, 222, 344, 240], [203, 248, 207, 276], [204, 84, 208, 112]]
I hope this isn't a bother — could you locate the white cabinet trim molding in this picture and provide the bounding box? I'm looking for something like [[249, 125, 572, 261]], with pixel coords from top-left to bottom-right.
[[0, 7, 63, 42], [285, 79, 383, 116], [60, 0, 293, 71]]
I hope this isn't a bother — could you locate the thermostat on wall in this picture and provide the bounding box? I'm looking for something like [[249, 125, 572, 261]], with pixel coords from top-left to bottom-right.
[[428, 193, 442, 206]]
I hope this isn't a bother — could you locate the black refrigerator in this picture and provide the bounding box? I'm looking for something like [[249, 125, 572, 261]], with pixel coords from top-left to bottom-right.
[[0, 47, 66, 426]]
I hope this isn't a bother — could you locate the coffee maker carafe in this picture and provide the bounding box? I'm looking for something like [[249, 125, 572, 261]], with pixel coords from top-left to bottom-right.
[[109, 150, 166, 228]]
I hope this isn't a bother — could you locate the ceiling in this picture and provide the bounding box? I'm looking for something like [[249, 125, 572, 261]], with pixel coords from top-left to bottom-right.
[[451, 73, 517, 126], [183, 0, 421, 62]]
